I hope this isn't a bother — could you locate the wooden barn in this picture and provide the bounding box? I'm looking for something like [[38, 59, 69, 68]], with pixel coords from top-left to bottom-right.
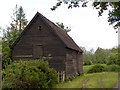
[[11, 12, 83, 78]]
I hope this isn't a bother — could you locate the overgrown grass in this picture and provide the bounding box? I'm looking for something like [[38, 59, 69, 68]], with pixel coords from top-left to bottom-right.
[[86, 72, 118, 88], [55, 72, 118, 88], [83, 65, 94, 73], [54, 75, 86, 88], [55, 64, 118, 88], [54, 74, 95, 88], [83, 64, 106, 73], [85, 73, 103, 88], [101, 72, 118, 88]]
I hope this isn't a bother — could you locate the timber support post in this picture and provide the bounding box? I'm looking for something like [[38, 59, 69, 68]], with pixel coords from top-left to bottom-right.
[[57, 71, 65, 83]]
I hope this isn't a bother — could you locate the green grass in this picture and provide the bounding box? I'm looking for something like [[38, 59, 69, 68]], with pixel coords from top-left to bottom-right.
[[54, 75, 86, 88], [54, 74, 95, 88], [85, 73, 103, 88], [3, 64, 118, 88], [86, 72, 118, 88], [101, 72, 118, 88], [83, 65, 94, 73], [54, 72, 118, 88], [55, 64, 118, 88], [83, 64, 106, 73]]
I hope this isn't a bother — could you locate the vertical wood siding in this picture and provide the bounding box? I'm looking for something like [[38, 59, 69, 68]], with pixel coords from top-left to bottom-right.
[[12, 16, 66, 72], [66, 49, 82, 78], [12, 13, 83, 78]]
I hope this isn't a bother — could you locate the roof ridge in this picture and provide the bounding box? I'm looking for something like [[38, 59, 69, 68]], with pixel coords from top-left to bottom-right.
[[37, 12, 82, 52], [11, 12, 82, 52]]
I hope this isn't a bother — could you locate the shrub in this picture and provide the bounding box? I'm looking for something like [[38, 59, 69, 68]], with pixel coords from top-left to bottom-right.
[[83, 60, 93, 65], [105, 64, 120, 72], [2, 58, 57, 88], [87, 64, 105, 73], [106, 53, 118, 65]]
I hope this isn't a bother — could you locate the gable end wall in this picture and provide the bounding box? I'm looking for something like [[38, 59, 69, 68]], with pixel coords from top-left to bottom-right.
[[12, 16, 66, 71]]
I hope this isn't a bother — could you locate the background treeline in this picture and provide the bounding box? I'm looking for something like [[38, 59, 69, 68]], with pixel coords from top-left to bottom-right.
[[0, 37, 1, 54], [80, 46, 119, 65]]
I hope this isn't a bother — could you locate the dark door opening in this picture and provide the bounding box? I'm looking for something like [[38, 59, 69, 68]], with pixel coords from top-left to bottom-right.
[[33, 45, 43, 58]]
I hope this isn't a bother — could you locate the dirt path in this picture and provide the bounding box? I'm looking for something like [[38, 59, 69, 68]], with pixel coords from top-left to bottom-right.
[[81, 73, 118, 89], [82, 78, 90, 88], [98, 79, 104, 88], [113, 77, 120, 89]]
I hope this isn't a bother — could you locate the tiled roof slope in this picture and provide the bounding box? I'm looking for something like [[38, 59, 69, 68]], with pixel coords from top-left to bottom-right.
[[38, 12, 82, 52]]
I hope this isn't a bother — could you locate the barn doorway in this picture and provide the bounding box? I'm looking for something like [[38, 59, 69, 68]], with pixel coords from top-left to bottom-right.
[[33, 45, 43, 58]]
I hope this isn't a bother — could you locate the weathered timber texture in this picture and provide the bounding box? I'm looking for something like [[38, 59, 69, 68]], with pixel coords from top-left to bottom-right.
[[11, 12, 83, 78], [66, 48, 83, 78]]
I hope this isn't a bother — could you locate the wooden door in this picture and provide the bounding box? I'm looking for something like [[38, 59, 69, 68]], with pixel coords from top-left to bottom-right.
[[33, 45, 43, 58]]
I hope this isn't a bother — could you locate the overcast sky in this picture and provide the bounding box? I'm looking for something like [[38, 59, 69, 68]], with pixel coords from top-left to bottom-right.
[[0, 0, 118, 51]]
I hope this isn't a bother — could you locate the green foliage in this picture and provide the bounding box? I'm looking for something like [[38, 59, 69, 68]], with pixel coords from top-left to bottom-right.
[[2, 39, 12, 69], [81, 46, 118, 65], [81, 47, 95, 65], [2, 5, 28, 69], [51, 0, 88, 10], [53, 1, 120, 29], [105, 64, 120, 72], [0, 39, 2, 53], [87, 64, 105, 73], [56, 22, 71, 33], [87, 64, 120, 73], [83, 59, 93, 65], [106, 53, 118, 65], [83, 64, 95, 73], [93, 2, 120, 29], [95, 47, 108, 64], [2, 59, 57, 88], [55, 72, 118, 88], [118, 47, 120, 65]]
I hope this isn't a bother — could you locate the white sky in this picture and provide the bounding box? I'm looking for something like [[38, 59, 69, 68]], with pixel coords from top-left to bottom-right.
[[0, 0, 118, 51]]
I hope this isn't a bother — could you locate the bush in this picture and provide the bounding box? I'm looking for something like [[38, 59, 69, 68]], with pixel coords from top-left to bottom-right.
[[2, 59, 57, 88], [2, 41, 12, 69], [106, 53, 118, 65], [87, 64, 105, 73], [83, 60, 93, 65], [105, 64, 120, 72]]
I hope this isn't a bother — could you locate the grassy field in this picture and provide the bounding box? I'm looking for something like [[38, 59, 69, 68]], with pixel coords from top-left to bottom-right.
[[54, 65, 118, 88], [85, 72, 118, 88], [101, 72, 118, 88], [83, 65, 94, 73], [83, 64, 106, 73]]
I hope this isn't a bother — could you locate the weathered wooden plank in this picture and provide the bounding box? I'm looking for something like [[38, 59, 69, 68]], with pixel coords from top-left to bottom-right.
[[12, 13, 83, 79]]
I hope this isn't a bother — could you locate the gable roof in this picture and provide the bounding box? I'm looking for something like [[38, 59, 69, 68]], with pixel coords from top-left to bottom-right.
[[12, 12, 83, 52]]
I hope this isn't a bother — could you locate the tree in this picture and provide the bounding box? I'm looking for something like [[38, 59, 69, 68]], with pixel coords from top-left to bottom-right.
[[79, 46, 86, 54], [95, 47, 106, 64], [51, 0, 88, 10], [83, 51, 94, 65], [2, 5, 28, 68], [52, 0, 120, 29], [56, 22, 71, 33], [10, 5, 28, 31], [106, 53, 118, 65], [93, 2, 120, 29], [81, 47, 95, 65]]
